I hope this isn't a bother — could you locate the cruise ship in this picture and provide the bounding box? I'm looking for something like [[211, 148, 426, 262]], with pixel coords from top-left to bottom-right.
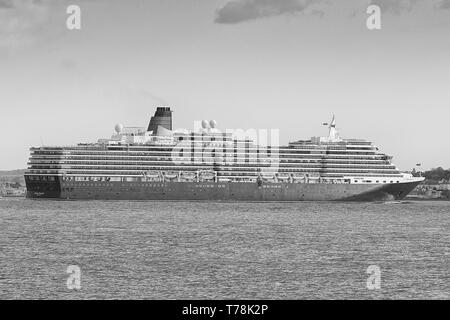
[[25, 107, 423, 201]]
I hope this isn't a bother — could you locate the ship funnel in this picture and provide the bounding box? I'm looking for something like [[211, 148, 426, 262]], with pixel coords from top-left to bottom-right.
[[147, 107, 172, 133]]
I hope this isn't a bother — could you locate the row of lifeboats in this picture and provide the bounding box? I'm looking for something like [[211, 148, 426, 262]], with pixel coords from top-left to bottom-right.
[[259, 173, 320, 183], [141, 170, 331, 183], [142, 170, 216, 182]]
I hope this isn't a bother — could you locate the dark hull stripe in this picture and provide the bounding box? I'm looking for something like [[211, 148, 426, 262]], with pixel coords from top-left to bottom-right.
[[25, 177, 421, 201]]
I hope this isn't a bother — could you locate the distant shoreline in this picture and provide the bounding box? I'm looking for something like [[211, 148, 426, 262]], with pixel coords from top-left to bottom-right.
[[405, 197, 450, 202], [0, 169, 26, 175]]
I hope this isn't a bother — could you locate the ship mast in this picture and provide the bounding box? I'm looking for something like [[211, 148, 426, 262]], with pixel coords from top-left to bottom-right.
[[327, 114, 340, 141]]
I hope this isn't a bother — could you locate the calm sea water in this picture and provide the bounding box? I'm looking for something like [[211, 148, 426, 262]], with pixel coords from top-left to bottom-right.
[[0, 199, 449, 300]]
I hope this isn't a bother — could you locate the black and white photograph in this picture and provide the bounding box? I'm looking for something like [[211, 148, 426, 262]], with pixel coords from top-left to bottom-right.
[[0, 0, 449, 308]]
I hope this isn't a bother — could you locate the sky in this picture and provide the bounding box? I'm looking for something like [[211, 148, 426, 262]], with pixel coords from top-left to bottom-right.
[[0, 0, 449, 170]]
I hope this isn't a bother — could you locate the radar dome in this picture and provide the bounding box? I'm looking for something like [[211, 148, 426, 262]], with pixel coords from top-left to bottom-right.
[[115, 123, 124, 134], [201, 120, 210, 129], [209, 120, 217, 128]]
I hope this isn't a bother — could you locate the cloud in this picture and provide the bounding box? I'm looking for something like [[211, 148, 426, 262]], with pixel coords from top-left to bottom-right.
[[0, 0, 14, 9], [368, 0, 419, 14], [214, 0, 445, 24], [0, 0, 57, 51], [437, 0, 450, 9], [214, 0, 323, 24]]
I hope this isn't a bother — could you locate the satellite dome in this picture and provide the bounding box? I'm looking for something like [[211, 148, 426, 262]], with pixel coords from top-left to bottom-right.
[[201, 120, 210, 129], [209, 120, 217, 128], [115, 123, 124, 134]]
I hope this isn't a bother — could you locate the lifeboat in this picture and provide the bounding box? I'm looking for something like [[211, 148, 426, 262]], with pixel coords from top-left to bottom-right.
[[199, 170, 215, 181], [307, 174, 321, 184], [292, 174, 307, 183], [277, 173, 291, 182], [260, 173, 276, 182], [144, 171, 161, 181], [164, 171, 179, 181], [180, 171, 197, 182]]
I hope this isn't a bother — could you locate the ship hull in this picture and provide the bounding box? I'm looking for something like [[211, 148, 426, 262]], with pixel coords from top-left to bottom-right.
[[25, 177, 421, 201]]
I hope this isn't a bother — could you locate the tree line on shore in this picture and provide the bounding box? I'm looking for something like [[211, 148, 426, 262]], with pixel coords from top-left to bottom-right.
[[412, 167, 450, 183]]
